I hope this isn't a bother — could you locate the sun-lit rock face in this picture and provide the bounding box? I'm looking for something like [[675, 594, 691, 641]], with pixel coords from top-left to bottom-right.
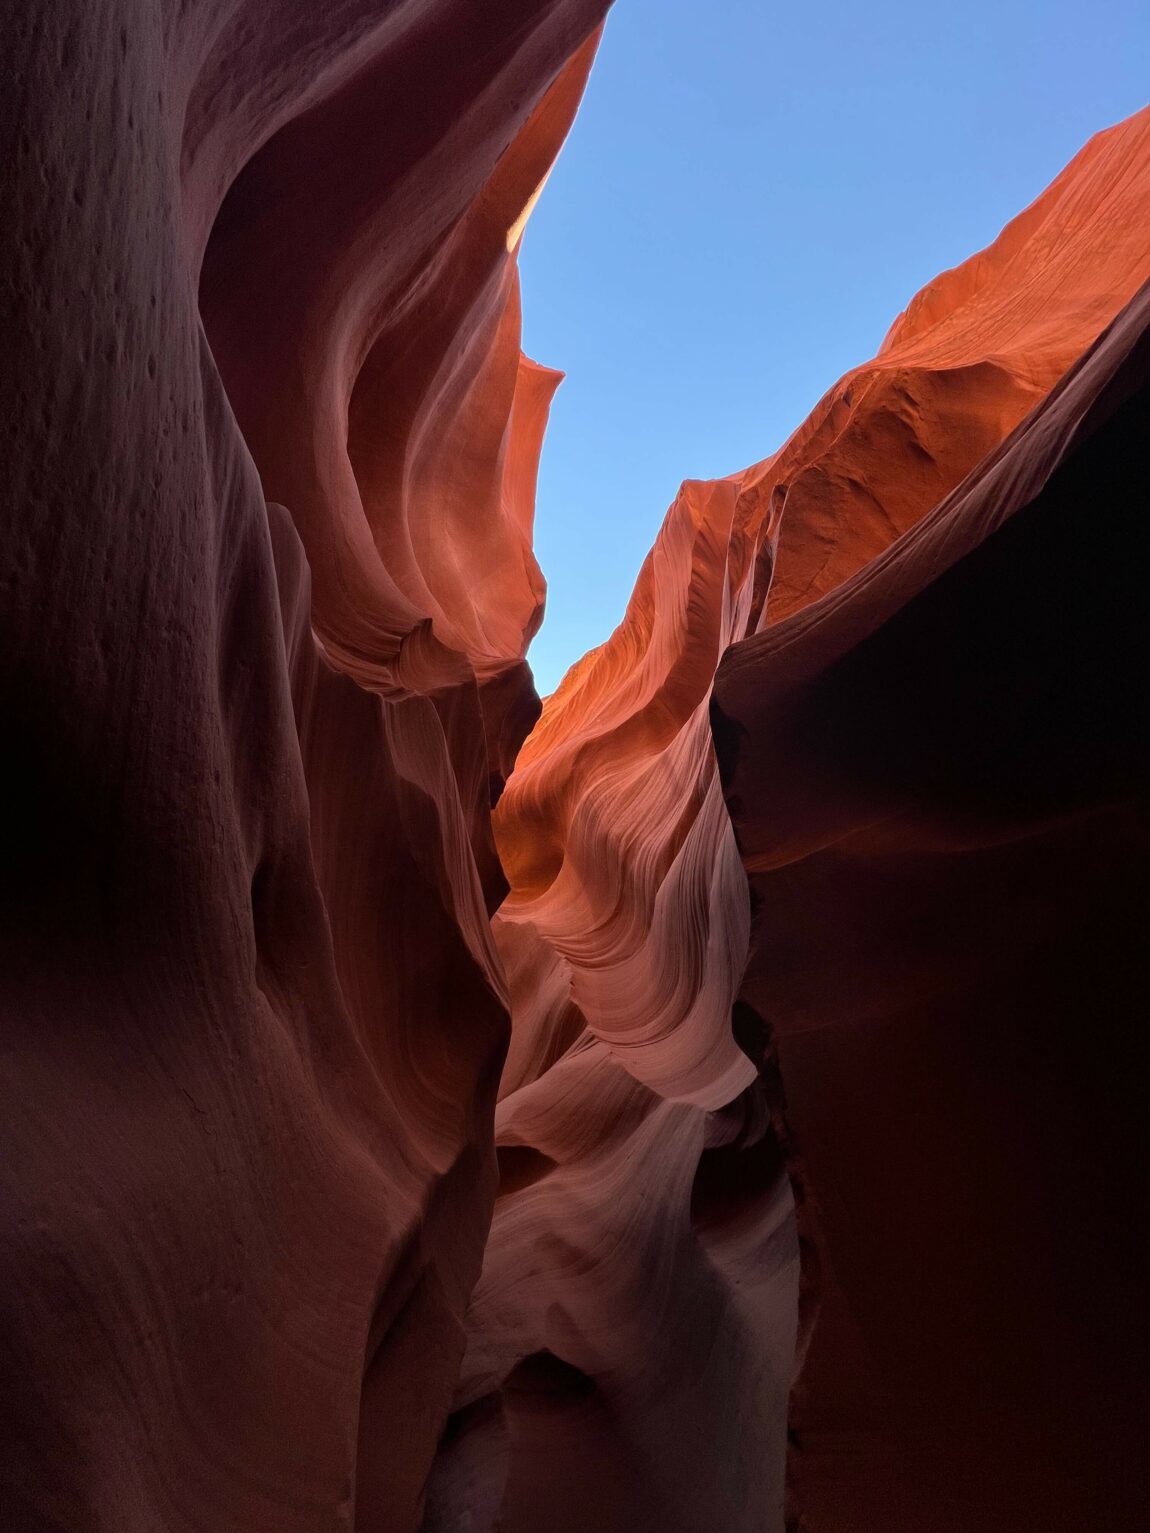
[[474, 105, 1150, 1532], [0, 5, 607, 1530], [494, 109, 1150, 1103]]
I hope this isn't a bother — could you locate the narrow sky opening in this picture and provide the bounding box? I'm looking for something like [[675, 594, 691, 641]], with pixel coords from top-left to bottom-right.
[[519, 0, 1150, 697]]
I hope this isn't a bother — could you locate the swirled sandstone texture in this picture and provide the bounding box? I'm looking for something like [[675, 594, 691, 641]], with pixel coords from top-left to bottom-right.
[[0, 5, 608, 1530], [5, 7, 1150, 1529], [472, 106, 1150, 1532], [495, 106, 1150, 1107]]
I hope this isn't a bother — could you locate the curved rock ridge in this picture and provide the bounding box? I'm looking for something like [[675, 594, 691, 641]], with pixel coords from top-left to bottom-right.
[[0, 5, 608, 1531], [467, 104, 1150, 1532], [714, 277, 1150, 1532], [198, 18, 604, 700]]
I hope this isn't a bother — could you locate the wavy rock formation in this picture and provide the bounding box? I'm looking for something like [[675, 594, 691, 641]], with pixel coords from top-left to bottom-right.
[[0, 5, 607, 1530], [474, 105, 1150, 1532], [494, 107, 1150, 1113], [4, 6, 1149, 1529]]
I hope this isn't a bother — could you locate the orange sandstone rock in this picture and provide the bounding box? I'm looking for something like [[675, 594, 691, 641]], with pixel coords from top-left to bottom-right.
[[495, 108, 1150, 1103], [477, 105, 1150, 1532]]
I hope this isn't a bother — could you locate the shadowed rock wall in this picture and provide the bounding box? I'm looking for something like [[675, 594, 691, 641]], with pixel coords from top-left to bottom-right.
[[0, 6, 607, 1530]]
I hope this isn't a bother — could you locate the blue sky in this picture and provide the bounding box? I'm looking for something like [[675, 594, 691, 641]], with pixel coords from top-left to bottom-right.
[[518, 0, 1149, 695]]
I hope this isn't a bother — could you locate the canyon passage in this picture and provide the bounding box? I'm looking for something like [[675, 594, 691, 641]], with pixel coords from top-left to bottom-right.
[[1, 7, 1148, 1532]]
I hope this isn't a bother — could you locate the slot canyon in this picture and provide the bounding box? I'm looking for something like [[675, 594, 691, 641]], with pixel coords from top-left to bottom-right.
[[1, 5, 1148, 1531]]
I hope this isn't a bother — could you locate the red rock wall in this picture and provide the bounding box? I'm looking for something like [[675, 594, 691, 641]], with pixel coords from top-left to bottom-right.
[[5, 7, 1149, 1529], [0, 6, 607, 1530], [480, 105, 1150, 1531], [714, 279, 1150, 1533]]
